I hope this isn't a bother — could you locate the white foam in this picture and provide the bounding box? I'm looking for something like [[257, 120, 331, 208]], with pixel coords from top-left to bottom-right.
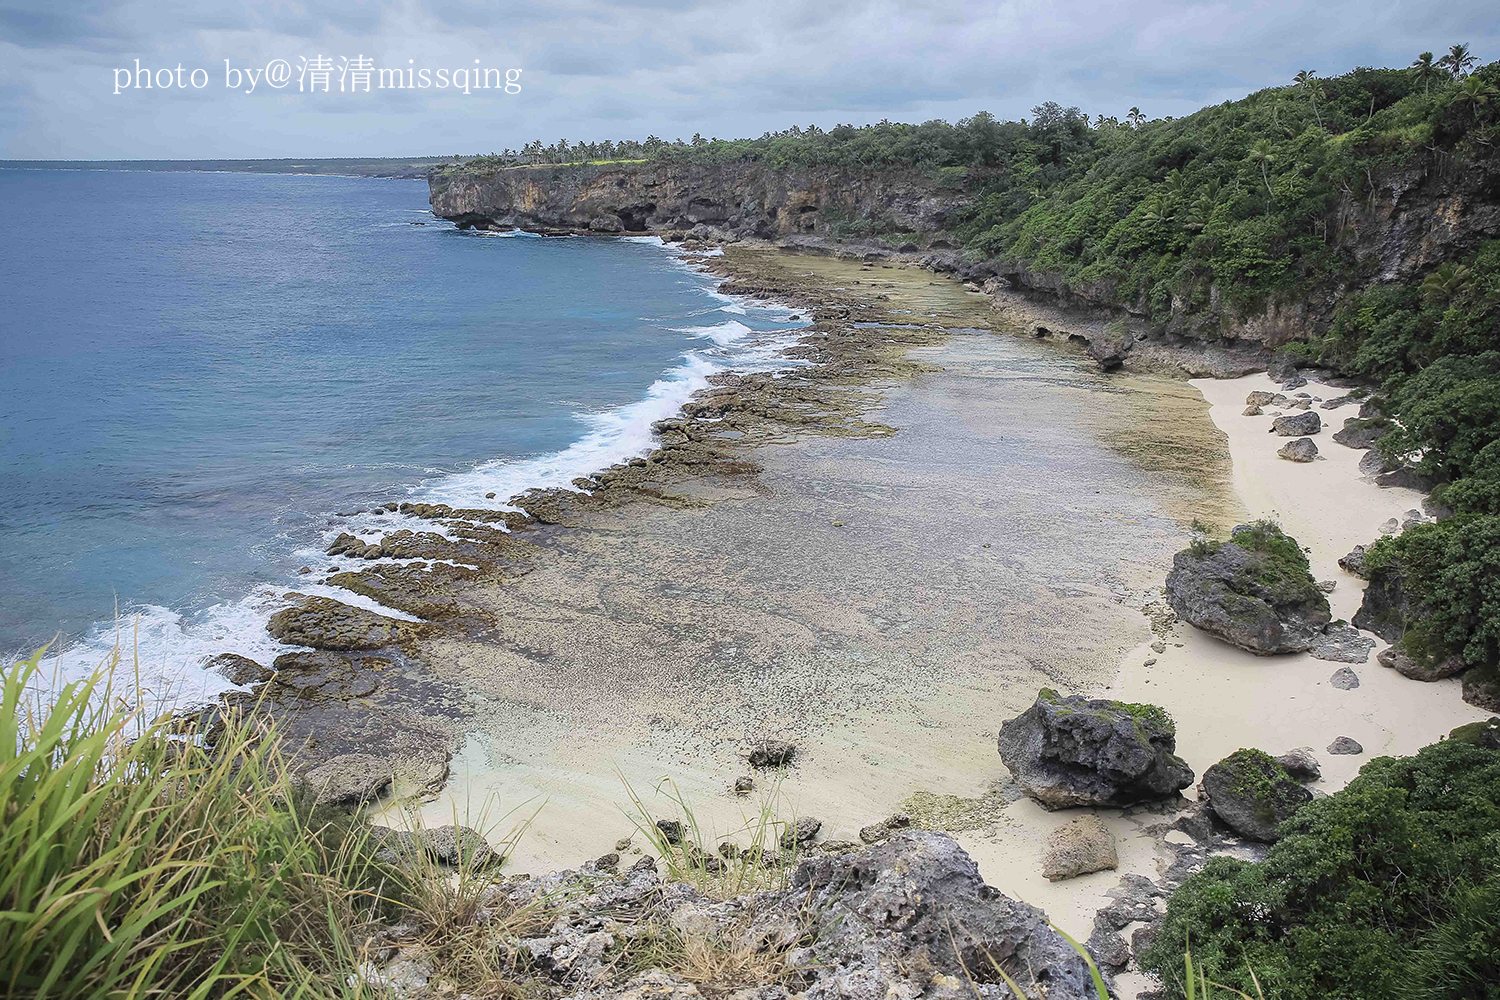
[[675, 319, 752, 346]]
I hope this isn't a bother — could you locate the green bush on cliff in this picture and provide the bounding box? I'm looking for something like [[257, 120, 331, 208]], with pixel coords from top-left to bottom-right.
[[1366, 516, 1500, 670], [1141, 738, 1500, 1000]]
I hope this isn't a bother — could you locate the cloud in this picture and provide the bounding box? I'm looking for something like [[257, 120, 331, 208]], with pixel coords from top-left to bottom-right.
[[0, 0, 1496, 158]]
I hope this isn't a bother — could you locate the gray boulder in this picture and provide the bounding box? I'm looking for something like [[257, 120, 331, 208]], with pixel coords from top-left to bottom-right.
[[1352, 567, 1412, 643], [1332, 417, 1390, 449], [1377, 643, 1467, 681], [998, 689, 1194, 809], [1246, 391, 1276, 406], [1270, 411, 1322, 436], [1338, 544, 1370, 578], [1042, 815, 1118, 881], [1165, 522, 1332, 654], [780, 816, 822, 849], [1278, 437, 1319, 462], [1275, 747, 1321, 782], [1308, 622, 1375, 663], [1201, 749, 1313, 842], [1329, 666, 1361, 689], [1328, 736, 1364, 755]]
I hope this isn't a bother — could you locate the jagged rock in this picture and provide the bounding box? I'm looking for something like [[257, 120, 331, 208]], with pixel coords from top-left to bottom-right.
[[1201, 749, 1313, 842], [1088, 325, 1132, 371], [780, 816, 822, 849], [1352, 567, 1412, 643], [1448, 717, 1500, 750], [1267, 356, 1301, 384], [655, 819, 684, 845], [588, 215, 624, 233], [1327, 736, 1364, 755], [1338, 544, 1369, 578], [1242, 403, 1263, 416], [998, 689, 1194, 809], [1270, 411, 1321, 436], [372, 824, 499, 868], [1275, 747, 1321, 782], [1332, 417, 1390, 449], [1320, 394, 1358, 410], [1463, 665, 1500, 712], [747, 739, 797, 768], [266, 596, 406, 650], [1165, 522, 1331, 654], [1041, 815, 1118, 881], [1309, 622, 1375, 664], [208, 652, 272, 686], [1377, 643, 1467, 681], [1317, 579, 1337, 592], [773, 832, 1098, 999], [1246, 391, 1276, 406], [1360, 449, 1399, 477], [1278, 437, 1319, 462], [858, 812, 912, 844], [1329, 666, 1360, 689], [303, 753, 392, 807]]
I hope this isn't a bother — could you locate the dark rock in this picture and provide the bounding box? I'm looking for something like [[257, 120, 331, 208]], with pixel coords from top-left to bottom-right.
[[1309, 622, 1375, 664], [1267, 356, 1300, 384], [1274, 747, 1321, 782], [1329, 666, 1360, 689], [1338, 544, 1370, 578], [747, 739, 797, 768], [594, 852, 620, 871], [1360, 448, 1400, 477], [1327, 736, 1364, 755], [781, 832, 1098, 999], [1278, 437, 1319, 462], [998, 689, 1194, 809], [587, 215, 624, 233], [266, 596, 406, 651], [859, 813, 912, 844], [1088, 324, 1132, 371], [1448, 717, 1500, 751], [780, 816, 822, 849], [1201, 749, 1313, 842], [1086, 920, 1131, 971], [1270, 411, 1321, 436], [1352, 567, 1411, 643], [1376, 466, 1435, 491], [372, 824, 499, 868], [1332, 417, 1391, 450], [655, 819, 684, 845], [733, 775, 755, 794], [1320, 394, 1358, 410], [207, 653, 272, 686], [1377, 642, 1467, 681], [1463, 665, 1500, 712], [1165, 522, 1331, 654]]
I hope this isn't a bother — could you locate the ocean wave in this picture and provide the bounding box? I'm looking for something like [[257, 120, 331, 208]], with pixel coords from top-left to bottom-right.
[[674, 319, 752, 346]]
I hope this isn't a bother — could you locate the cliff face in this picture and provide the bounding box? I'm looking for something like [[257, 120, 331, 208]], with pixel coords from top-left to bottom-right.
[[428, 160, 970, 239]]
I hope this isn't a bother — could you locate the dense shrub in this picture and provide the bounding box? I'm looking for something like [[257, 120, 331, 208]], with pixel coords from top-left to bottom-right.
[[1141, 739, 1500, 1000]]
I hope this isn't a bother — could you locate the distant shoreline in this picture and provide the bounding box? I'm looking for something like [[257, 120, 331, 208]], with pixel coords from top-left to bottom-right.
[[0, 157, 443, 179]]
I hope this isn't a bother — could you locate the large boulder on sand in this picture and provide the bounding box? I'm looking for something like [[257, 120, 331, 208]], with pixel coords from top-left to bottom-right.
[[1270, 411, 1321, 436], [998, 689, 1194, 809], [1278, 437, 1319, 462], [1165, 521, 1332, 654], [1201, 749, 1313, 842], [1377, 642, 1467, 681], [1042, 815, 1118, 881]]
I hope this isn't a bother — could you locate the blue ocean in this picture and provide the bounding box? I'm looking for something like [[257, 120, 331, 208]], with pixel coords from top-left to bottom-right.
[[0, 169, 801, 700]]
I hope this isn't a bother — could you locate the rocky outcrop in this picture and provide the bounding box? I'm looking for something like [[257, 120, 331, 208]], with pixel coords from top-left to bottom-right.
[[1351, 566, 1412, 643], [429, 161, 969, 240], [267, 595, 417, 650], [1333, 417, 1391, 449], [998, 689, 1194, 809], [1200, 749, 1313, 842], [1377, 642, 1467, 681], [1165, 523, 1332, 654]]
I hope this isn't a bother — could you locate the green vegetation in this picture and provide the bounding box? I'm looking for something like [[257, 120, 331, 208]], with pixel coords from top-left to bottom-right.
[[1213, 749, 1302, 824], [1207, 520, 1325, 608], [1142, 738, 1500, 1000]]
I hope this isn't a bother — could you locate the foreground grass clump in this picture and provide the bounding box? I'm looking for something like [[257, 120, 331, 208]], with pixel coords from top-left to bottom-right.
[[1141, 738, 1500, 1000], [0, 648, 400, 998]]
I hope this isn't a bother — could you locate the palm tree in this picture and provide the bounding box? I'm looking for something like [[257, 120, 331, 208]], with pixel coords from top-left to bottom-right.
[[1440, 43, 1476, 80], [1450, 76, 1498, 117], [1126, 107, 1145, 128], [1141, 191, 1174, 224], [1293, 70, 1324, 126], [1247, 140, 1277, 199], [1421, 264, 1472, 306], [1411, 52, 1440, 93]]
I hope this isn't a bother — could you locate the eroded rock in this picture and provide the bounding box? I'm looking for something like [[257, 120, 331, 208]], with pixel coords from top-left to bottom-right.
[[1042, 815, 1118, 881]]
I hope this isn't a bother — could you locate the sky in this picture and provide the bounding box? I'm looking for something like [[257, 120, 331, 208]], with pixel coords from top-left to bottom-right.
[[1, 0, 1497, 160]]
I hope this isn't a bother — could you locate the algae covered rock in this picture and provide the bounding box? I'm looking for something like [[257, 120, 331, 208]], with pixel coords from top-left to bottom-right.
[[1165, 521, 1332, 654], [1201, 748, 1313, 842], [1377, 639, 1467, 681], [1448, 717, 1500, 750], [998, 689, 1194, 809]]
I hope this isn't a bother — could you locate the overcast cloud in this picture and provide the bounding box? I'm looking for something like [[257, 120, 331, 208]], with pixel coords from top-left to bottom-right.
[[1, 0, 1496, 159]]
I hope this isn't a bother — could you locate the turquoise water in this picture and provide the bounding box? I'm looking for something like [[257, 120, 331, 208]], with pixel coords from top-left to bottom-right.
[[0, 169, 800, 699]]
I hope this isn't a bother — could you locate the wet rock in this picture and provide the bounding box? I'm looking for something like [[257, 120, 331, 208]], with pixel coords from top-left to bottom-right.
[[266, 596, 406, 651], [1278, 437, 1319, 462], [1309, 622, 1375, 664], [303, 753, 392, 807], [998, 689, 1194, 809], [1338, 544, 1369, 578], [747, 739, 797, 768], [328, 562, 468, 620], [1448, 717, 1500, 750], [1165, 522, 1331, 654], [1327, 736, 1364, 755], [208, 653, 272, 686], [780, 816, 822, 849], [1041, 815, 1118, 881], [1201, 749, 1312, 842], [1329, 666, 1360, 689], [1275, 747, 1321, 782], [858, 812, 912, 844], [1270, 411, 1321, 436], [1377, 642, 1467, 681]]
